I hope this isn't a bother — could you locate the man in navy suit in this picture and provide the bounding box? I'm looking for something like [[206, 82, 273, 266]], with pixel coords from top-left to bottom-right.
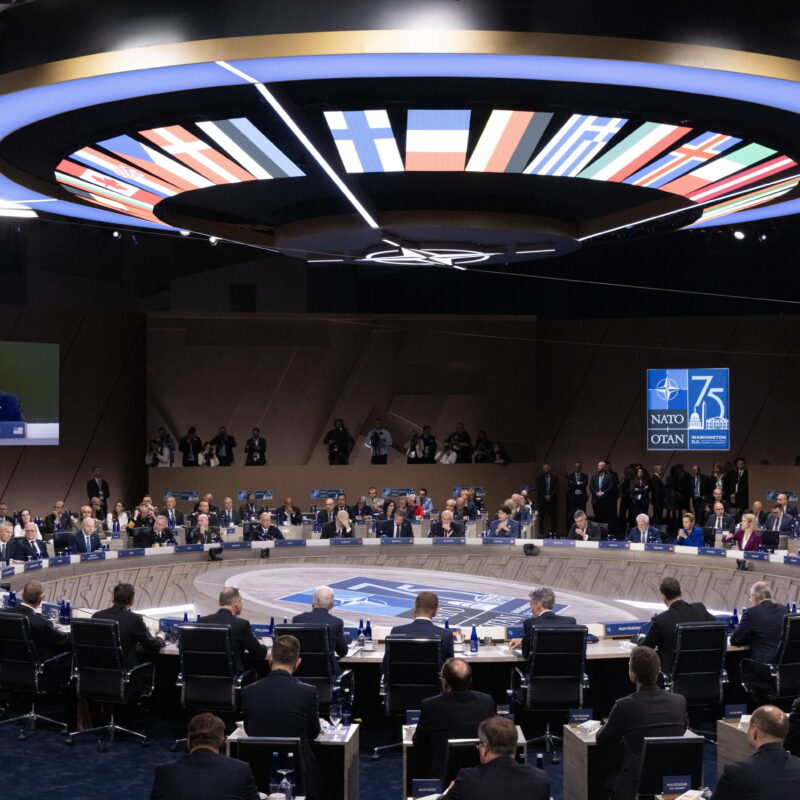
[[291, 585, 348, 676], [764, 504, 795, 534], [626, 513, 663, 544], [387, 591, 454, 661], [0, 391, 23, 421], [0, 580, 69, 660], [380, 509, 414, 538], [486, 505, 520, 538], [321, 509, 354, 539], [150, 712, 259, 800], [508, 587, 578, 659], [712, 705, 800, 800], [7, 522, 49, 562], [445, 715, 550, 800], [731, 581, 789, 698], [428, 510, 464, 538], [246, 511, 284, 541], [68, 517, 103, 554]]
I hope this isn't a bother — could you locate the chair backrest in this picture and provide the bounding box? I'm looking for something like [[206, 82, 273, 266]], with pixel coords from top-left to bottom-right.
[[525, 626, 588, 708], [274, 624, 334, 703], [773, 613, 800, 699], [384, 636, 442, 714], [442, 738, 481, 785], [669, 621, 728, 705], [228, 736, 305, 795], [0, 611, 38, 691], [71, 618, 127, 702], [178, 624, 238, 711], [636, 736, 704, 797]]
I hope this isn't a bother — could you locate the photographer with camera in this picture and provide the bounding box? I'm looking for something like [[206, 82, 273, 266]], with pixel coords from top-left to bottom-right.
[[323, 418, 355, 465], [365, 417, 392, 464]]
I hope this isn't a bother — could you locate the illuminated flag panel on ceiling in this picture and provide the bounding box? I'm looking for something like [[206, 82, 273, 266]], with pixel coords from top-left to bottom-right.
[[466, 110, 553, 173], [323, 110, 404, 173], [686, 155, 798, 203], [693, 176, 800, 224], [405, 109, 471, 171]]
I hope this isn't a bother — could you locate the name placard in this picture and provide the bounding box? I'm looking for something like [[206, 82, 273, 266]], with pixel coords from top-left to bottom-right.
[[2, 566, 15, 578], [380, 536, 414, 545], [543, 539, 575, 547], [175, 544, 204, 553], [604, 621, 650, 637], [330, 538, 363, 546], [80, 551, 105, 562], [24, 559, 42, 571], [412, 780, 442, 798], [506, 625, 523, 639], [599, 540, 629, 549], [482, 537, 515, 545], [251, 624, 273, 637], [48, 555, 70, 567], [785, 555, 800, 566], [699, 547, 727, 557], [663, 776, 691, 795], [744, 551, 768, 561], [118, 548, 146, 558], [222, 541, 251, 550], [110, 533, 121, 539], [645, 543, 673, 552], [432, 537, 466, 545], [275, 539, 306, 547], [724, 704, 747, 720], [405, 710, 421, 725], [569, 709, 593, 724]]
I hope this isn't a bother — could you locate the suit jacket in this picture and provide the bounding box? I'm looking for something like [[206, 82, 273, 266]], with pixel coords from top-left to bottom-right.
[[446, 755, 550, 800], [730, 600, 789, 668], [1, 605, 69, 661], [589, 471, 618, 500], [189, 526, 220, 544], [625, 525, 663, 544], [689, 473, 712, 499], [238, 503, 263, 522], [197, 608, 267, 673], [0, 391, 23, 421], [596, 685, 687, 800], [520, 610, 578, 659], [149, 747, 259, 800], [241, 669, 321, 795], [292, 606, 348, 676], [243, 436, 266, 466], [0, 538, 11, 564], [179, 435, 203, 466], [536, 472, 560, 501], [43, 511, 73, 534], [567, 471, 589, 501], [134, 526, 177, 548], [486, 518, 521, 538], [412, 689, 495, 778], [210, 433, 236, 466], [379, 519, 414, 538], [763, 512, 794, 533], [87, 477, 110, 503], [316, 508, 338, 527], [641, 599, 716, 672], [350, 503, 372, 519], [321, 521, 354, 539], [7, 536, 49, 561], [388, 618, 454, 661], [650, 473, 666, 505], [722, 468, 749, 508], [160, 507, 184, 527], [711, 741, 800, 800], [92, 603, 164, 669], [275, 506, 302, 526], [704, 513, 736, 533], [68, 531, 102, 553], [218, 508, 242, 527], [428, 520, 465, 538], [746, 508, 768, 527], [728, 528, 763, 551], [246, 524, 284, 541], [568, 521, 601, 540]]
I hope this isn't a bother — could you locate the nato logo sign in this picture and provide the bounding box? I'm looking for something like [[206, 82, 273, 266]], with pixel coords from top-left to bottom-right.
[[647, 368, 729, 451]]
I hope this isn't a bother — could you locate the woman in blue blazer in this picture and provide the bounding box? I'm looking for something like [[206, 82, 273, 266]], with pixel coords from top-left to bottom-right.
[[674, 511, 704, 547]]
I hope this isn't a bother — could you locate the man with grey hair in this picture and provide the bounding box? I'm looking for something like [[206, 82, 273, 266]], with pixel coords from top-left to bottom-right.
[[626, 513, 662, 544], [0, 520, 12, 564], [292, 585, 348, 675], [428, 509, 464, 538], [8, 521, 50, 561], [508, 587, 577, 658], [68, 515, 102, 554], [731, 581, 789, 698]]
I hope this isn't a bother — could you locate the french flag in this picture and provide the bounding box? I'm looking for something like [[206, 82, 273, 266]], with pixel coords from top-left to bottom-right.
[[405, 110, 471, 171]]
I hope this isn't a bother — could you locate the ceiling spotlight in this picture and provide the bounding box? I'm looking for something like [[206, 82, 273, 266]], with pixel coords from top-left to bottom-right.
[[179, 229, 190, 237], [111, 230, 120, 238], [733, 230, 745, 240], [758, 232, 768, 242], [209, 236, 219, 246]]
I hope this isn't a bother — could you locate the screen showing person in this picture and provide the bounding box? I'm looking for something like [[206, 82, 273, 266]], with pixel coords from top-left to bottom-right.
[[0, 341, 59, 445]]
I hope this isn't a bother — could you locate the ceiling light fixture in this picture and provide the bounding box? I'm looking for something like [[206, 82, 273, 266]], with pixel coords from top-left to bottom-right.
[[733, 230, 745, 240]]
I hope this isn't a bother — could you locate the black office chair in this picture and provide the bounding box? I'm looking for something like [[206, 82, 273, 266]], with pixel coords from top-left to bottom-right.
[[740, 613, 800, 705], [372, 636, 443, 760], [228, 736, 307, 797], [596, 522, 610, 540], [664, 621, 728, 739], [274, 624, 353, 708], [441, 738, 481, 785], [0, 612, 71, 739], [66, 618, 155, 750], [635, 735, 704, 799], [511, 625, 588, 763], [172, 623, 250, 749]]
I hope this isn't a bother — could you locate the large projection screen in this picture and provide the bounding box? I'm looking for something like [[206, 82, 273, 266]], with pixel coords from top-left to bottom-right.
[[0, 341, 59, 445]]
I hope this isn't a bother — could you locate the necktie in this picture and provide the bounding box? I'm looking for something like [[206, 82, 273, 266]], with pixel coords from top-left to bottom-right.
[[774, 517, 779, 531], [546, 475, 550, 492], [170, 510, 174, 521], [395, 525, 400, 538], [599, 474, 604, 490], [85, 536, 91, 552], [31, 541, 38, 557], [716, 516, 722, 530]]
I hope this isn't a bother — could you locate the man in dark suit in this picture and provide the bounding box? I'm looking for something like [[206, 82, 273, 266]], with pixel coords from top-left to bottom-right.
[[536, 464, 560, 536], [428, 510, 464, 538], [238, 493, 263, 524], [568, 509, 601, 541], [87, 466, 110, 513], [243, 427, 267, 466], [776, 493, 798, 520], [379, 509, 413, 538], [589, 461, 618, 528], [92, 582, 165, 669], [413, 657, 495, 779], [566, 461, 589, 526], [292, 585, 348, 676], [246, 511, 284, 541], [387, 591, 454, 661], [334, 493, 354, 520], [198, 587, 267, 673], [649, 465, 666, 524], [322, 509, 355, 539], [241, 634, 321, 797], [731, 581, 789, 698], [43, 500, 73, 534], [0, 580, 69, 660], [641, 577, 715, 673], [0, 521, 12, 565], [712, 704, 800, 800], [746, 501, 768, 528], [275, 496, 303, 526], [723, 456, 749, 512], [0, 390, 23, 421], [210, 426, 236, 466], [626, 513, 663, 544], [178, 426, 203, 466], [150, 712, 259, 800], [7, 522, 50, 561], [596, 646, 687, 800], [446, 715, 550, 800], [218, 497, 242, 528], [703, 501, 736, 546], [689, 464, 711, 526], [68, 517, 103, 554], [315, 498, 337, 528], [764, 504, 794, 534], [507, 586, 577, 659]]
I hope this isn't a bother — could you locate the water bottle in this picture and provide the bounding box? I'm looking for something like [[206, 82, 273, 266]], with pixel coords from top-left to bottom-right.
[[730, 608, 739, 630], [364, 619, 372, 647], [269, 616, 275, 637], [536, 753, 544, 769], [283, 617, 288, 625], [65, 601, 71, 621], [342, 689, 352, 726], [269, 752, 281, 795], [793, 603, 798, 614], [470, 625, 479, 653], [357, 627, 365, 649], [444, 619, 450, 630], [183, 611, 189, 623]]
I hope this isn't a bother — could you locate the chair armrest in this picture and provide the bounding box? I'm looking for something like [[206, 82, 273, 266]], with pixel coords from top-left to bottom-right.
[[379, 673, 386, 697], [660, 671, 672, 690], [39, 650, 71, 669], [741, 657, 778, 677], [175, 671, 184, 688], [722, 668, 729, 684], [334, 669, 354, 692], [126, 660, 156, 697], [234, 670, 254, 689], [582, 673, 590, 689]]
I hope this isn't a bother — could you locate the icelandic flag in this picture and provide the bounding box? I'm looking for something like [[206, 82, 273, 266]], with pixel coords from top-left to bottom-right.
[[578, 122, 691, 182], [687, 154, 797, 203], [405, 109, 471, 171], [139, 125, 256, 184], [466, 110, 553, 173], [623, 131, 741, 189], [660, 143, 776, 196], [323, 110, 404, 173], [524, 114, 627, 177]]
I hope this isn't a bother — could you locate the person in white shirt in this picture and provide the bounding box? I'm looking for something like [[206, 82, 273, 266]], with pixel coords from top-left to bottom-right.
[[13, 508, 42, 539], [435, 442, 457, 464], [418, 488, 434, 513], [365, 417, 392, 464], [106, 501, 129, 531]]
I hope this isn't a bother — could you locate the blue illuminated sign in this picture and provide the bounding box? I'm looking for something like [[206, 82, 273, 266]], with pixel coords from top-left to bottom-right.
[[647, 368, 729, 450]]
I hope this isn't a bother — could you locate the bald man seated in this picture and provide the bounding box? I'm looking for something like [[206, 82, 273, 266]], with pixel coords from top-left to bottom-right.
[[291, 585, 348, 675]]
